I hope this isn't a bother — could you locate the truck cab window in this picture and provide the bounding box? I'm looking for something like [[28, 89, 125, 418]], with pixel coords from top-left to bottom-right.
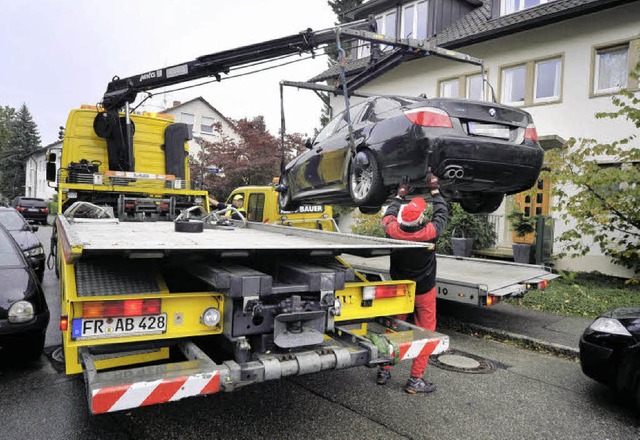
[[248, 193, 265, 222]]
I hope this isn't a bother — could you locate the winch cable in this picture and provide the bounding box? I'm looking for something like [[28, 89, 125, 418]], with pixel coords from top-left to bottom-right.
[[335, 31, 356, 156]]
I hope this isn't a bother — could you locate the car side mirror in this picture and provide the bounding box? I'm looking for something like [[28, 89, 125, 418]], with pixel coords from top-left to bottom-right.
[[304, 137, 314, 149], [30, 225, 39, 232]]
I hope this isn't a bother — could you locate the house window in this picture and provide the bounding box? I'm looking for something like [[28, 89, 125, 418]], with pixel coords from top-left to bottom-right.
[[467, 74, 485, 101], [534, 57, 562, 102], [594, 44, 629, 94], [501, 0, 555, 16], [359, 8, 397, 58], [201, 116, 214, 134], [440, 79, 459, 98], [181, 113, 194, 132], [402, 1, 428, 40], [501, 65, 526, 105]]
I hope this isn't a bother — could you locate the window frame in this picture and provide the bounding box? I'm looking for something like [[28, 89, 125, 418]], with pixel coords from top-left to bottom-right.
[[200, 116, 215, 134], [533, 56, 563, 104], [498, 54, 564, 107], [437, 70, 489, 101], [500, 0, 554, 16], [181, 112, 195, 132], [401, 0, 428, 40], [591, 42, 631, 96]]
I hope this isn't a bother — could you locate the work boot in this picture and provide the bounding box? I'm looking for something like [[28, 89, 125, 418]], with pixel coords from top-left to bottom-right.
[[376, 369, 391, 385], [404, 377, 436, 394]]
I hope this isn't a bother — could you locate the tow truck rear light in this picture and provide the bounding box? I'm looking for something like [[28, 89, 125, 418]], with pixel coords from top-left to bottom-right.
[[524, 124, 538, 142], [60, 315, 69, 331], [82, 299, 162, 318], [538, 280, 548, 289], [374, 284, 408, 298], [485, 295, 499, 307], [404, 107, 453, 128]]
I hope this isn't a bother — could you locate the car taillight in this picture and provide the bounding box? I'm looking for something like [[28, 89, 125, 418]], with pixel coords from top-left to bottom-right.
[[82, 299, 162, 318], [16, 206, 25, 212], [404, 107, 453, 128], [374, 284, 408, 298], [40, 207, 48, 213], [525, 124, 538, 142]]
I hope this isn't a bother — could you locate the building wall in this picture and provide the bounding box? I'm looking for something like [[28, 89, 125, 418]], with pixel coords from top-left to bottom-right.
[[328, 3, 639, 278], [162, 99, 239, 163]]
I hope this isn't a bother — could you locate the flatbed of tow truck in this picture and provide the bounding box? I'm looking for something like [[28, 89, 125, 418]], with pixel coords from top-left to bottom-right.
[[342, 254, 558, 306]]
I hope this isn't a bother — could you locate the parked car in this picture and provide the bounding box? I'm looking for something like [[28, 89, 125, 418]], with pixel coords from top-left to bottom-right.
[[0, 223, 50, 362], [0, 207, 45, 281], [580, 307, 640, 409], [10, 196, 48, 225], [278, 96, 544, 214]]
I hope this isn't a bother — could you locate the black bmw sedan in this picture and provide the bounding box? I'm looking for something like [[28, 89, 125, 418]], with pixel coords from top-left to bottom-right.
[[580, 308, 640, 409], [0, 223, 50, 362], [278, 96, 544, 214]]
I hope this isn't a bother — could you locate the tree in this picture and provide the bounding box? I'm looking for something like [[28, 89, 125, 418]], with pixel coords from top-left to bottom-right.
[[192, 117, 305, 201], [0, 104, 42, 199], [544, 62, 640, 283]]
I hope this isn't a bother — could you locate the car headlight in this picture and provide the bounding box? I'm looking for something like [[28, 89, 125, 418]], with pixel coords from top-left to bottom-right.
[[8, 300, 35, 323], [589, 317, 632, 336], [24, 245, 44, 257]]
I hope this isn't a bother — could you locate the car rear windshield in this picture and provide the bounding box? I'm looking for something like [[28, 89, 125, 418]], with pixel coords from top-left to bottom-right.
[[0, 233, 23, 267], [17, 198, 46, 207], [0, 211, 27, 231]]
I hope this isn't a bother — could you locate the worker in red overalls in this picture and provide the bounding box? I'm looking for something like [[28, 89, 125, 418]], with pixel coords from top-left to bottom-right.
[[376, 173, 448, 393]]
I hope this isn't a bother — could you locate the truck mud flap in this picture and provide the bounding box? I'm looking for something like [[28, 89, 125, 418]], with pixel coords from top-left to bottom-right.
[[80, 341, 227, 415]]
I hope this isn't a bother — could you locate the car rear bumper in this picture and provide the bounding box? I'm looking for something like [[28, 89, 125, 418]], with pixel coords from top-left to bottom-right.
[[21, 211, 48, 222]]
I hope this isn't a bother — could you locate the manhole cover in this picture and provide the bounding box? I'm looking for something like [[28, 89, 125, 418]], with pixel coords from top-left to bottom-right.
[[429, 349, 496, 374]]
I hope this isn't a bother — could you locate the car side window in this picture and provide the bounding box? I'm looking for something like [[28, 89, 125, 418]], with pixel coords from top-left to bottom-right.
[[247, 193, 265, 222], [314, 113, 343, 144], [372, 97, 402, 118], [334, 102, 370, 134]]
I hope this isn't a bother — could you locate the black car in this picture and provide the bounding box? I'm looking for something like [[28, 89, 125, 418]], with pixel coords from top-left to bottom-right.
[[0, 224, 50, 361], [10, 196, 49, 225], [278, 96, 544, 214], [0, 207, 45, 281], [580, 308, 640, 409]]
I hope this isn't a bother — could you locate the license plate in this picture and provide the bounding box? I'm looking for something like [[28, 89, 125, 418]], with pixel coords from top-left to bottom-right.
[[71, 314, 167, 340], [468, 122, 510, 139], [29, 208, 39, 212]]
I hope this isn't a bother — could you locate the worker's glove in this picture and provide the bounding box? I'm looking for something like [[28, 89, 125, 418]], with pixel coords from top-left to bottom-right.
[[425, 173, 439, 190], [397, 184, 409, 199]]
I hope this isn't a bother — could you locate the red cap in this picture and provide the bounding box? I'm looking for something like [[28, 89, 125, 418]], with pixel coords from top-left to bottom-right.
[[400, 197, 427, 225]]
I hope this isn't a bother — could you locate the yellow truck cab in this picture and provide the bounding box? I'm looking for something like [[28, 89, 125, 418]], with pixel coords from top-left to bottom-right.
[[227, 184, 338, 232]]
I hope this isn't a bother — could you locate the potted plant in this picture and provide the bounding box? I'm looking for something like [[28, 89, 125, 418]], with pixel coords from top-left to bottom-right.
[[507, 206, 536, 264], [441, 204, 497, 258]]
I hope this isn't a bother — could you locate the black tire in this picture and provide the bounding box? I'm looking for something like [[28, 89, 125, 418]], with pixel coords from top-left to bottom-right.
[[359, 206, 382, 215], [349, 150, 385, 207], [277, 173, 298, 212], [459, 193, 504, 214]]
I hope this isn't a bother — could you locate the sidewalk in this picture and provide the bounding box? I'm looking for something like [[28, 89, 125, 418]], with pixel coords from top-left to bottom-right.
[[437, 301, 594, 358]]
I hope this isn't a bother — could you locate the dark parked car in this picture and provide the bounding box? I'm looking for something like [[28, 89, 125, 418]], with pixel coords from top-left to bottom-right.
[[580, 307, 640, 409], [0, 223, 50, 361], [10, 196, 49, 225], [278, 96, 544, 214], [0, 207, 45, 281]]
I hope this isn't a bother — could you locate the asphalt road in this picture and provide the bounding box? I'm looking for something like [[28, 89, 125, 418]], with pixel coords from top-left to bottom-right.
[[0, 225, 635, 440]]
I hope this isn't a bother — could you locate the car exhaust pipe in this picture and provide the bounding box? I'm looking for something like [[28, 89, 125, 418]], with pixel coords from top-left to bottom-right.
[[444, 166, 464, 179]]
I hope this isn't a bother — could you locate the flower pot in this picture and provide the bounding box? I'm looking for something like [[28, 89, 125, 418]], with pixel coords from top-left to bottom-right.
[[452, 237, 475, 258], [512, 243, 533, 264]]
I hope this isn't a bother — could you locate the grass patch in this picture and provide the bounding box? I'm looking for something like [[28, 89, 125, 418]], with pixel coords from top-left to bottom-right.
[[505, 271, 639, 319]]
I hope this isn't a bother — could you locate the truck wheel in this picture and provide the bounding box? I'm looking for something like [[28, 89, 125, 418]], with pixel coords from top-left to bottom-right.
[[459, 193, 504, 214], [349, 150, 385, 207], [359, 206, 382, 215]]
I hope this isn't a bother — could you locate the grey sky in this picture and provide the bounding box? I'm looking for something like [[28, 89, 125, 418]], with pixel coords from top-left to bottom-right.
[[0, 1, 339, 145]]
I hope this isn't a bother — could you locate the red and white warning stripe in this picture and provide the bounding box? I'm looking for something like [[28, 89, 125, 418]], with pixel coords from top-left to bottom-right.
[[394, 336, 449, 361], [91, 371, 221, 414]]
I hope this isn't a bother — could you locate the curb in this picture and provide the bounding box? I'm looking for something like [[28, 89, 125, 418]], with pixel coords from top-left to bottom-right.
[[441, 321, 580, 360]]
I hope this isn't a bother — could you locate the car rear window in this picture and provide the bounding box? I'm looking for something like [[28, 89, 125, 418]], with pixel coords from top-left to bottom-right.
[[0, 231, 23, 267], [18, 198, 46, 207], [0, 210, 27, 231]]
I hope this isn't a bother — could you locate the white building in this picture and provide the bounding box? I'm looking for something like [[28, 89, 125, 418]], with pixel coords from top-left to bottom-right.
[[24, 141, 62, 201], [312, 0, 639, 278], [161, 97, 239, 162]]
